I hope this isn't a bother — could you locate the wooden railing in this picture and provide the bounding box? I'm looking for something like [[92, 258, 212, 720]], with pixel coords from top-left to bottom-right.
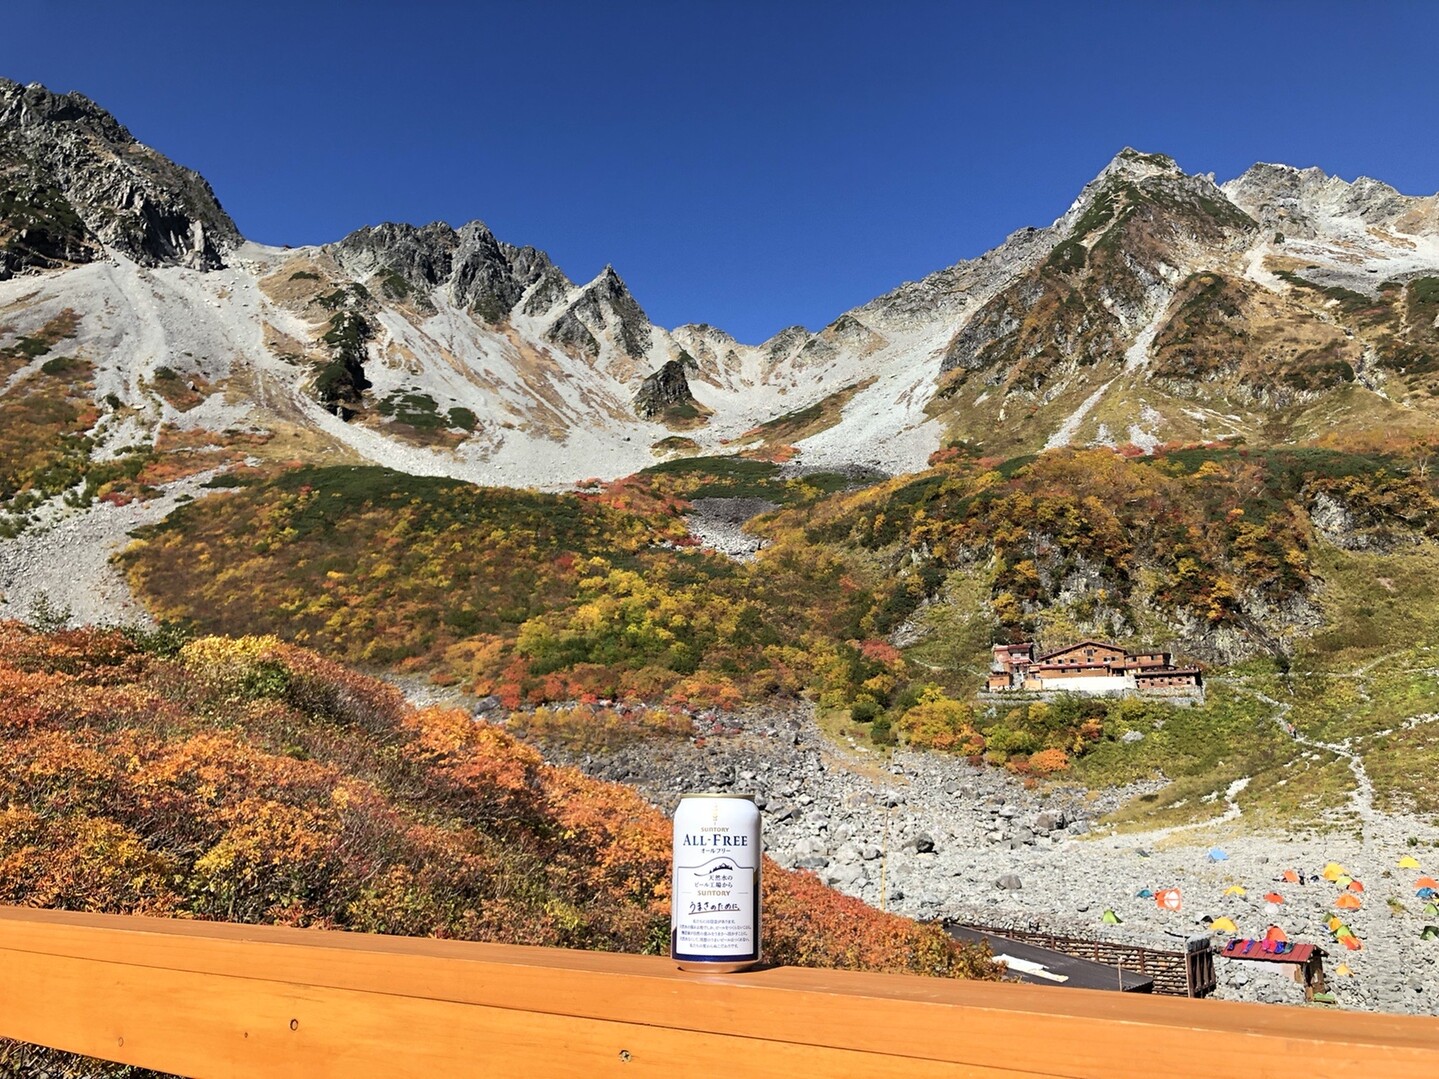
[[2, 907, 1437, 1078]]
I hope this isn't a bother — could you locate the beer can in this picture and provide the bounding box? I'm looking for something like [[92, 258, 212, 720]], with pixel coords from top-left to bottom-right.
[[671, 793, 762, 972]]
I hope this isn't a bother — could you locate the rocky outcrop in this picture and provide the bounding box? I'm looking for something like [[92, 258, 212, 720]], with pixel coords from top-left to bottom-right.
[[332, 219, 559, 321], [1222, 162, 1439, 240], [548, 265, 653, 362], [0, 78, 239, 278], [633, 357, 696, 418]]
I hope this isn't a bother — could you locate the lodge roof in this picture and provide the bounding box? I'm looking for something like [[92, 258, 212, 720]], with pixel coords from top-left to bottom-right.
[[1033, 638, 1126, 662]]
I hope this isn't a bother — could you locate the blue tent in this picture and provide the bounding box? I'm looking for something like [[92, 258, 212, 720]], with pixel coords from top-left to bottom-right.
[[1207, 847, 1229, 862], [1417, 887, 1438, 899], [1136, 888, 1155, 898]]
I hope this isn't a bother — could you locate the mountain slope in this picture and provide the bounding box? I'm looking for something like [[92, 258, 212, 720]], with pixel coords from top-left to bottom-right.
[[0, 77, 238, 278], [2, 80, 1438, 522]]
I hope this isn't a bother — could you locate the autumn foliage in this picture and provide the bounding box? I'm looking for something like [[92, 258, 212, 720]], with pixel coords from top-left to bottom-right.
[[0, 623, 996, 980]]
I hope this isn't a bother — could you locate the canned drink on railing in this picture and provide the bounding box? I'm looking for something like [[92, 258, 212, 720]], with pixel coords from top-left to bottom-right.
[[671, 793, 761, 972]]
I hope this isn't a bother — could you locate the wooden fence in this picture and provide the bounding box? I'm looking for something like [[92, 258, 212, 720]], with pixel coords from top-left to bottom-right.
[[1, 907, 1436, 1078]]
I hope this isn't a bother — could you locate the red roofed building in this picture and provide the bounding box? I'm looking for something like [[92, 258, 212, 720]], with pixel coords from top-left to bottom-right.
[[987, 639, 1202, 698]]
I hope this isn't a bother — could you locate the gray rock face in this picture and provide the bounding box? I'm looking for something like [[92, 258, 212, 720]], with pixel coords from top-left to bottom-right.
[[0, 77, 240, 278], [332, 219, 559, 321], [554, 265, 654, 361], [633, 358, 697, 418], [1221, 162, 1439, 240]]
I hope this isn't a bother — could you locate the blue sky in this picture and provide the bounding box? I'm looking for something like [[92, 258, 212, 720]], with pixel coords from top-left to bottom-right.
[[4, 1, 1437, 342]]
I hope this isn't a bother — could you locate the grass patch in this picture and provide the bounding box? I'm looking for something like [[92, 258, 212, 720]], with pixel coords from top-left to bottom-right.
[[736, 378, 875, 449]]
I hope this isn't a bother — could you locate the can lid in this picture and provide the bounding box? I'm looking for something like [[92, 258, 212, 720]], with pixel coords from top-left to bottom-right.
[[678, 792, 755, 801]]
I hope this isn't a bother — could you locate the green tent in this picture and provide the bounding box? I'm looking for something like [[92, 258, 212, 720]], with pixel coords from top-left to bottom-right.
[[1421, 925, 1439, 942], [1101, 909, 1123, 924], [1424, 902, 1439, 917], [1334, 923, 1356, 939]]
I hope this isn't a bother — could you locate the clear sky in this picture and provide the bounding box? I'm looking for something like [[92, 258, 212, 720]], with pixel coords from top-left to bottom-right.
[[4, 1, 1437, 343]]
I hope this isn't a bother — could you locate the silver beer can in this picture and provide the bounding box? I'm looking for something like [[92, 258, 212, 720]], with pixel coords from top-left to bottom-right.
[[671, 792, 762, 972]]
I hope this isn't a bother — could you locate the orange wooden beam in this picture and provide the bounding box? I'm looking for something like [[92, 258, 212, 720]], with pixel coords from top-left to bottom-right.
[[1, 907, 1436, 1078]]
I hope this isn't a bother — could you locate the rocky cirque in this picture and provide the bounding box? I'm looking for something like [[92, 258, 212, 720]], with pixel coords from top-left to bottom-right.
[[529, 702, 1439, 1016]]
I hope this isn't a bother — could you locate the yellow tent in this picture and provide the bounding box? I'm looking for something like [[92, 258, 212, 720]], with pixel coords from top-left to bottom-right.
[[1327, 915, 1345, 931], [1210, 916, 1238, 933], [1335, 963, 1353, 977], [1223, 885, 1247, 897], [1322, 862, 1347, 882], [1399, 855, 1421, 870]]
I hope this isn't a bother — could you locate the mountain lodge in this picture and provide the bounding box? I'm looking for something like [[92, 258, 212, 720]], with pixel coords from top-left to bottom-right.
[[986, 639, 1203, 698]]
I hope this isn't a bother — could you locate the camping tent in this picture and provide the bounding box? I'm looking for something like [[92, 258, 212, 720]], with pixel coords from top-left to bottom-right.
[[1263, 892, 1285, 904], [1223, 885, 1247, 897], [1263, 925, 1287, 944], [1347, 879, 1365, 893], [1334, 874, 1354, 888], [1155, 888, 1182, 911], [1280, 869, 1299, 883], [1322, 862, 1347, 882], [1101, 909, 1123, 924], [1418, 887, 1438, 900], [1423, 902, 1439, 917], [1398, 855, 1421, 870], [1210, 916, 1238, 933], [1327, 915, 1345, 932], [1207, 847, 1229, 862], [1421, 926, 1439, 942], [1336, 894, 1362, 910], [1136, 888, 1154, 898], [1335, 963, 1353, 977], [1415, 876, 1438, 889]]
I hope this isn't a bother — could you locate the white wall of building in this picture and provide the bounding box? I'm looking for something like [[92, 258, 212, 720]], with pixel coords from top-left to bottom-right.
[[1036, 675, 1132, 695]]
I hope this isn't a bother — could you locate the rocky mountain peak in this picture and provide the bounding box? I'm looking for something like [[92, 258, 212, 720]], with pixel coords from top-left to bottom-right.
[[331, 217, 557, 321], [1098, 147, 1183, 184], [1221, 162, 1437, 237], [551, 263, 653, 361], [0, 77, 240, 278]]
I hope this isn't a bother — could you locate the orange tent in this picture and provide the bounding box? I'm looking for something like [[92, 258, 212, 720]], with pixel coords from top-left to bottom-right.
[[1263, 891, 1285, 904], [1281, 869, 1299, 883], [1416, 876, 1439, 890], [1336, 894, 1362, 910], [1154, 888, 1183, 912], [1347, 879, 1365, 893], [1263, 925, 1288, 944], [1339, 935, 1363, 951]]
